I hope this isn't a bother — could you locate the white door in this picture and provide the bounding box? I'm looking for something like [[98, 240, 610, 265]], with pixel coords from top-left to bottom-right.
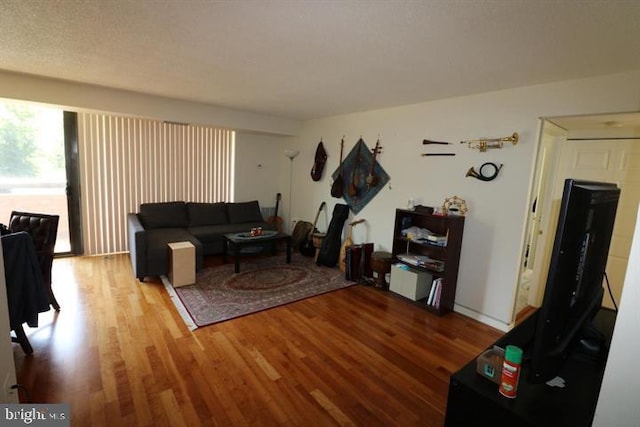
[[544, 138, 640, 309]]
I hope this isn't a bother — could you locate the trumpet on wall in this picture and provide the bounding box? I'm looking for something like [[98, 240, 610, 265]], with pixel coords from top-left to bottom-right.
[[460, 132, 519, 152]]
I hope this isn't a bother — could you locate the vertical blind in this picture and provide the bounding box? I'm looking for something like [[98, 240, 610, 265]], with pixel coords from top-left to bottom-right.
[[78, 113, 234, 255]]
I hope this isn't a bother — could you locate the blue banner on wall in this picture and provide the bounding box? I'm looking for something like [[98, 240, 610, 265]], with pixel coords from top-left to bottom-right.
[[331, 138, 390, 214]]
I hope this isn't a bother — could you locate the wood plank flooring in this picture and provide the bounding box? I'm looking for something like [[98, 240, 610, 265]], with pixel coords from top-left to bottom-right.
[[14, 254, 502, 426]]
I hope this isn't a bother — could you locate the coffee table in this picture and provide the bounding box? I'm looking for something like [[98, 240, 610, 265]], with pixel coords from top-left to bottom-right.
[[223, 231, 292, 273]]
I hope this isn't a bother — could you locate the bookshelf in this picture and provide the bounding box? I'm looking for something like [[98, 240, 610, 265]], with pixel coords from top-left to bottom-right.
[[391, 206, 465, 315]]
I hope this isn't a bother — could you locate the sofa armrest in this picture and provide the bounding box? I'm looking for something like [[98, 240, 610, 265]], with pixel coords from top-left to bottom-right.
[[127, 213, 147, 281]]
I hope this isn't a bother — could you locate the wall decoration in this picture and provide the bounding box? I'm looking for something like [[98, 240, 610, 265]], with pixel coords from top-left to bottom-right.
[[421, 137, 455, 156], [421, 153, 456, 157], [460, 132, 519, 152], [331, 138, 390, 214], [443, 196, 468, 216], [330, 138, 345, 198], [310, 139, 327, 181], [465, 162, 503, 181], [422, 138, 452, 145]]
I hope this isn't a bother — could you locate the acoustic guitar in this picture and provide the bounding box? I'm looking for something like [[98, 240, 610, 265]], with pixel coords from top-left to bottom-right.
[[265, 193, 282, 232], [300, 202, 326, 257], [366, 140, 382, 189], [339, 219, 365, 272], [291, 220, 313, 251]]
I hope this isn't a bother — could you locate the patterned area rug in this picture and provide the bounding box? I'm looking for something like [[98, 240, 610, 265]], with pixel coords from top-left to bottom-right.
[[161, 254, 355, 330]]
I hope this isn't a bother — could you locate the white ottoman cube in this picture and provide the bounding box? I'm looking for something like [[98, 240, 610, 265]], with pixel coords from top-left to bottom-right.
[[168, 241, 195, 287]]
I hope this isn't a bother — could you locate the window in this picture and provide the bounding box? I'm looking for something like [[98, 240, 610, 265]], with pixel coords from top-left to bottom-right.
[[0, 100, 70, 253], [77, 113, 234, 254]]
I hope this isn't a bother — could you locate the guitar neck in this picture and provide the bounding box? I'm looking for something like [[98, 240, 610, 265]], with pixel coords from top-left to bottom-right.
[[310, 203, 325, 234], [369, 142, 380, 175]]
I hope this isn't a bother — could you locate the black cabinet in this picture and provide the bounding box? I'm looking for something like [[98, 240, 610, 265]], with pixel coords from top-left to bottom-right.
[[391, 207, 464, 315], [445, 309, 616, 427]]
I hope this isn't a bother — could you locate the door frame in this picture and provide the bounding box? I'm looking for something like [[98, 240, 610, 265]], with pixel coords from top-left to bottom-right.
[[63, 111, 83, 255], [522, 121, 567, 309], [517, 113, 640, 316]]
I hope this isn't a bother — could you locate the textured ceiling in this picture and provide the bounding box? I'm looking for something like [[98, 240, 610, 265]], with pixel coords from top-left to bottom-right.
[[1, 1, 640, 120]]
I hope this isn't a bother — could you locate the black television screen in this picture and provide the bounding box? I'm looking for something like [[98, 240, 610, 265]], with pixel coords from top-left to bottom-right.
[[529, 178, 620, 384]]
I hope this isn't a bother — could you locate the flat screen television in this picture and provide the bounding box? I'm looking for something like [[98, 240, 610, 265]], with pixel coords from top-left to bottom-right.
[[529, 178, 620, 384]]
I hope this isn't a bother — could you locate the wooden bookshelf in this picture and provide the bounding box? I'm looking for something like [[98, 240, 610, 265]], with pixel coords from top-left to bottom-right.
[[391, 206, 465, 315]]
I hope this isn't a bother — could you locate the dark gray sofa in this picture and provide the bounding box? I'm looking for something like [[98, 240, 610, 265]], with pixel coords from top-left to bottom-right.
[[127, 200, 274, 280]]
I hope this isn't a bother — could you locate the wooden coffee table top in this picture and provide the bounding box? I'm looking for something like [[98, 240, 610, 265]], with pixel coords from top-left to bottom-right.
[[224, 231, 289, 243]]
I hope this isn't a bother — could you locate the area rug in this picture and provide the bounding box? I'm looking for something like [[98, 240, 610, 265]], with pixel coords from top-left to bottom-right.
[[161, 254, 356, 330]]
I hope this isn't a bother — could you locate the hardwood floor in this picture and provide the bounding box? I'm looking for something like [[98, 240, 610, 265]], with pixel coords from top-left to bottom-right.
[[14, 254, 502, 426]]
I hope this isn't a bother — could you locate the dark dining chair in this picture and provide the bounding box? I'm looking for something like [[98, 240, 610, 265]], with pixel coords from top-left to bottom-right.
[[8, 211, 61, 311]]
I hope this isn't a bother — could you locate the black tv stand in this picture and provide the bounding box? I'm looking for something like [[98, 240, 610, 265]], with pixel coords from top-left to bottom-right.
[[444, 308, 616, 427], [576, 321, 607, 360]]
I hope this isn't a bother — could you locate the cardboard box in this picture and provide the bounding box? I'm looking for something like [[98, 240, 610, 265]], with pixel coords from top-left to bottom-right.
[[168, 241, 195, 287], [389, 264, 432, 301]]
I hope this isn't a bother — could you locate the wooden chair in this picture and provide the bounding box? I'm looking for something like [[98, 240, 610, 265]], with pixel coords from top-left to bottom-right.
[[9, 211, 61, 311]]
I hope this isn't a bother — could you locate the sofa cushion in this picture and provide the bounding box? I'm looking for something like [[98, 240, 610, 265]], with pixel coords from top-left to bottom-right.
[[139, 202, 188, 229], [188, 226, 227, 243], [187, 202, 228, 226], [227, 201, 264, 224]]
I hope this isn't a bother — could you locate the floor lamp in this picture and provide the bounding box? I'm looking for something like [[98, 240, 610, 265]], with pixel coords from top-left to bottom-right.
[[284, 149, 300, 233]]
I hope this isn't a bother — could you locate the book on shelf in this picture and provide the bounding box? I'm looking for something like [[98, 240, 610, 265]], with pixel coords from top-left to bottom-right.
[[396, 253, 445, 272], [401, 226, 448, 247], [426, 234, 447, 246], [396, 253, 426, 266], [426, 278, 443, 307], [427, 278, 437, 305], [433, 279, 443, 308]]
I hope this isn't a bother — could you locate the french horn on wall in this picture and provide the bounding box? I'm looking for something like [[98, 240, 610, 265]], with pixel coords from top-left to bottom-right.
[[466, 162, 503, 182]]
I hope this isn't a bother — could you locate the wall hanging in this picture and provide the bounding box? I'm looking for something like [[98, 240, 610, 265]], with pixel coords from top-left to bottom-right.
[[443, 196, 468, 216], [422, 138, 452, 145], [330, 138, 345, 198], [421, 137, 455, 156], [310, 139, 327, 181], [332, 138, 390, 214], [421, 153, 456, 157], [465, 162, 503, 181], [460, 132, 518, 152]]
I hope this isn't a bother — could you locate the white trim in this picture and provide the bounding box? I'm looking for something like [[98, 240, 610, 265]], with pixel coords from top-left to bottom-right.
[[160, 275, 198, 331], [454, 304, 512, 332]]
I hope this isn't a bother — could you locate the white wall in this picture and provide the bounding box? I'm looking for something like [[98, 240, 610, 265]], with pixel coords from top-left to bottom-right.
[[288, 71, 640, 330], [0, 70, 300, 136], [234, 132, 292, 211], [593, 205, 640, 426]]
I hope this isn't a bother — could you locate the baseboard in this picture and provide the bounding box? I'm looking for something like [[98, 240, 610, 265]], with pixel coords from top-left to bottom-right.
[[454, 304, 512, 332], [160, 275, 198, 331]]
